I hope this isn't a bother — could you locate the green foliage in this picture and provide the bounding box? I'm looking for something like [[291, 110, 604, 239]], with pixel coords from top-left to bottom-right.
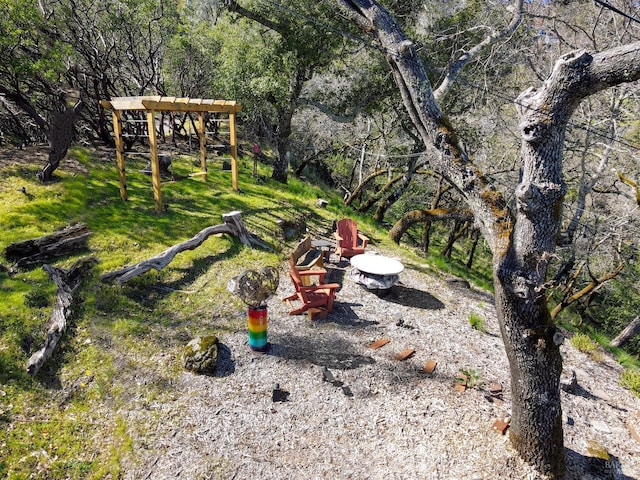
[[620, 369, 640, 398], [0, 0, 70, 81], [23, 282, 54, 309], [457, 367, 484, 389], [469, 312, 486, 333], [570, 333, 602, 361], [1, 146, 402, 476], [578, 260, 640, 357]]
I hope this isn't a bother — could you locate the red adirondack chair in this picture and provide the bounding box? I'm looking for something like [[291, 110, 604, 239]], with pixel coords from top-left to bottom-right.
[[282, 257, 340, 316], [334, 218, 369, 262]]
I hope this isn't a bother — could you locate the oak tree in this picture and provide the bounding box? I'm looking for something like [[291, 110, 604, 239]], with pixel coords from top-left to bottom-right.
[[330, 0, 640, 476]]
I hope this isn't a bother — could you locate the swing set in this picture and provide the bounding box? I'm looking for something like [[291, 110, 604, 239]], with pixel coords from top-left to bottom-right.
[[100, 96, 242, 213]]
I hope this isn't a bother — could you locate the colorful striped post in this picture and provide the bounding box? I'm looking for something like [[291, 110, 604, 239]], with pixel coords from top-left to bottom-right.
[[248, 305, 268, 352]]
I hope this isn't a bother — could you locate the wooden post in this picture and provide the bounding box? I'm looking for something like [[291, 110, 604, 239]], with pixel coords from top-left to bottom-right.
[[112, 110, 128, 201], [146, 109, 163, 213], [229, 111, 238, 191], [198, 112, 207, 181]]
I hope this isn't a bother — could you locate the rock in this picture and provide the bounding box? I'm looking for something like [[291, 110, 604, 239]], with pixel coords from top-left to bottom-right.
[[272, 383, 290, 402], [183, 335, 219, 375], [592, 388, 611, 401], [627, 411, 640, 443], [591, 420, 612, 434]]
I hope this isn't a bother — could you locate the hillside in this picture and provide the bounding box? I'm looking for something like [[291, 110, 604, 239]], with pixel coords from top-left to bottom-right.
[[0, 146, 639, 479]]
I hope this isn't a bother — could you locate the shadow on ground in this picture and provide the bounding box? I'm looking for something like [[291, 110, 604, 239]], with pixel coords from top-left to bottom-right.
[[566, 447, 636, 480], [215, 343, 236, 377], [268, 333, 375, 370], [367, 284, 446, 310]]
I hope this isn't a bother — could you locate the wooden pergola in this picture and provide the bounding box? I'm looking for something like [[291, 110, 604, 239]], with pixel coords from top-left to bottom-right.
[[100, 96, 242, 213]]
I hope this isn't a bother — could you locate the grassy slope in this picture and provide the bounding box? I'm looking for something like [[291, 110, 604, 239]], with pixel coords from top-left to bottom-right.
[[1, 146, 486, 478]]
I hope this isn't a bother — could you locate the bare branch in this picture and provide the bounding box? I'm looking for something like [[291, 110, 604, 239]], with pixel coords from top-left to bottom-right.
[[434, 0, 525, 101]]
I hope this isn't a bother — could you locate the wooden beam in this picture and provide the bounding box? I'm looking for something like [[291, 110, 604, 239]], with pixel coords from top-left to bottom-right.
[[155, 102, 241, 113], [112, 110, 128, 201], [229, 111, 238, 191], [146, 110, 163, 213], [100, 96, 243, 204], [198, 112, 207, 181], [102, 96, 242, 114]]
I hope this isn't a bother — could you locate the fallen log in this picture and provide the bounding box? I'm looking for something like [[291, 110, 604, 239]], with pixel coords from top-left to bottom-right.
[[26, 257, 97, 375], [100, 211, 269, 285], [611, 315, 640, 348], [5, 223, 91, 269]]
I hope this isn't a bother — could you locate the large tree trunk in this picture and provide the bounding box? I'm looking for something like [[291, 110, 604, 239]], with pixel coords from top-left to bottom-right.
[[272, 62, 309, 184], [272, 123, 292, 183], [38, 99, 82, 182], [494, 273, 564, 476]]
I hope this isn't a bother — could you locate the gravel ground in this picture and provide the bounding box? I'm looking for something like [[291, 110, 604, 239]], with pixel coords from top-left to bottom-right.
[[119, 249, 640, 480]]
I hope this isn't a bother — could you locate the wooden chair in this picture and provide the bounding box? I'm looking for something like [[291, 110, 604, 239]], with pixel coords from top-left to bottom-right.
[[282, 257, 340, 316], [291, 236, 322, 270], [334, 218, 369, 261]]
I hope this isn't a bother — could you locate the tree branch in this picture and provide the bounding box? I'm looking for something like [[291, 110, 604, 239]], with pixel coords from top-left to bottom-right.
[[389, 208, 474, 244], [434, 0, 524, 101], [26, 258, 97, 375], [549, 261, 624, 321], [101, 212, 269, 285]]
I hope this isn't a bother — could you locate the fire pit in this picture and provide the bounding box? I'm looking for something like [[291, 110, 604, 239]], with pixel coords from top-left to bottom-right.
[[350, 253, 404, 291]]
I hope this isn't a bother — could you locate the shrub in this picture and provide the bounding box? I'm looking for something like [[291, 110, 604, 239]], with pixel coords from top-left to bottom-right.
[[457, 368, 484, 389], [469, 312, 486, 333], [570, 333, 602, 361], [620, 369, 640, 398]]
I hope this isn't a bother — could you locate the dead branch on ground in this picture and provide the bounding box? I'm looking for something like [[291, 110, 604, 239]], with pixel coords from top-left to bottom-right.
[[26, 257, 97, 375], [100, 211, 269, 285]]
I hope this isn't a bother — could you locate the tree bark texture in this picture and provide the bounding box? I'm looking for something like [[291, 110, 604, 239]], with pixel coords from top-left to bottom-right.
[[26, 258, 96, 375], [331, 1, 640, 476], [100, 211, 268, 285], [4, 223, 91, 269], [38, 101, 82, 182], [272, 66, 308, 183]]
